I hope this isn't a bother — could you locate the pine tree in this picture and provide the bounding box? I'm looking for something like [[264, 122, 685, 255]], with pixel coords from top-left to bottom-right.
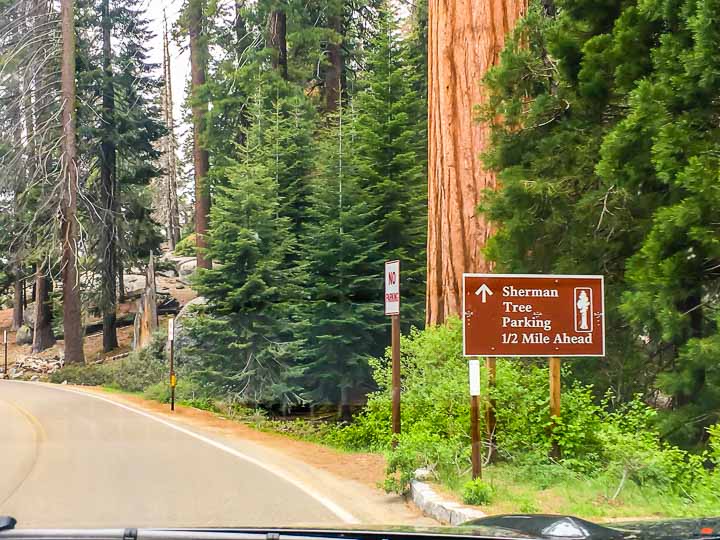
[[298, 102, 384, 414], [353, 5, 427, 329], [189, 93, 304, 406], [482, 0, 720, 447], [76, 0, 164, 348], [600, 0, 720, 445]]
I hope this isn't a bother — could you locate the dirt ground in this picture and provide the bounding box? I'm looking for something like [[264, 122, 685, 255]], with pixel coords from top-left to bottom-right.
[[0, 272, 196, 366], [0, 309, 134, 364]]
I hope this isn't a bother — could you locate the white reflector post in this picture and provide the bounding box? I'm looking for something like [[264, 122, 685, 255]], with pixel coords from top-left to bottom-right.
[[469, 359, 480, 396], [168, 318, 174, 342]]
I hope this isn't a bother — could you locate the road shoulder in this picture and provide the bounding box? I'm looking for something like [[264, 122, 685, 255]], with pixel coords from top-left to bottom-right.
[[62, 384, 434, 527]]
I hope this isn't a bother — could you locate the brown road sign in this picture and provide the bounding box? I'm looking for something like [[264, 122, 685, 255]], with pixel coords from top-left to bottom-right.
[[463, 274, 605, 357]]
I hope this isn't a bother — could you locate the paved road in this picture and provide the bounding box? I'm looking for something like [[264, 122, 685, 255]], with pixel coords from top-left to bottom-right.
[[0, 381, 350, 528]]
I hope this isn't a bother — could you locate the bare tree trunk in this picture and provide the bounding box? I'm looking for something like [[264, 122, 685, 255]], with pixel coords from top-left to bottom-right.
[[338, 385, 352, 422], [163, 12, 180, 250], [268, 10, 288, 80], [134, 253, 158, 350], [59, 0, 85, 363], [12, 269, 23, 331], [235, 0, 249, 53], [32, 265, 55, 353], [426, 0, 525, 325], [118, 261, 126, 303], [189, 0, 212, 270], [100, 0, 118, 353], [325, 12, 344, 112]]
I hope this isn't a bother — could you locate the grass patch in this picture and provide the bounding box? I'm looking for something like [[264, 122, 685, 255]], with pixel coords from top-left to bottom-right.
[[440, 462, 718, 519]]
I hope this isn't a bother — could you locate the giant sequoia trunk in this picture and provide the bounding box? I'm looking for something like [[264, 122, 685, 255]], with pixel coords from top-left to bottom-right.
[[325, 13, 344, 111], [268, 10, 288, 80], [426, 0, 525, 325], [100, 0, 118, 353], [189, 0, 212, 270], [59, 0, 84, 363]]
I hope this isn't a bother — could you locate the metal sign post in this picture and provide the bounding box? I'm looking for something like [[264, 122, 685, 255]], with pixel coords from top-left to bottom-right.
[[469, 359, 481, 478], [3, 330, 7, 380], [463, 274, 605, 461], [385, 260, 401, 446], [168, 318, 176, 411]]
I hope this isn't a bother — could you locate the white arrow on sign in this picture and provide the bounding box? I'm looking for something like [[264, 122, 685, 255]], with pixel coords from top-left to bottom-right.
[[475, 283, 493, 303]]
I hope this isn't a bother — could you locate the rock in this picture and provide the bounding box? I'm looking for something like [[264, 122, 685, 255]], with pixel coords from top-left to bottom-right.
[[16, 325, 32, 345], [157, 269, 177, 278], [176, 296, 207, 320], [415, 467, 434, 481], [410, 479, 485, 525], [23, 303, 36, 329], [178, 259, 197, 277], [174, 296, 208, 363], [13, 353, 65, 375], [158, 296, 180, 314], [30, 375, 39, 381], [122, 274, 147, 298]]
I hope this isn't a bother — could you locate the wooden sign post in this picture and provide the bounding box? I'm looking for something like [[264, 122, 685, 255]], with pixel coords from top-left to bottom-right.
[[463, 274, 605, 462], [168, 318, 176, 411], [385, 261, 401, 446], [469, 359, 482, 479], [3, 330, 7, 380], [549, 356, 561, 458], [485, 357, 497, 462]]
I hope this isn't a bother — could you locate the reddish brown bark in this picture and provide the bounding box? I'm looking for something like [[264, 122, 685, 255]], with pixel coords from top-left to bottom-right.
[[60, 0, 85, 363], [268, 10, 288, 80], [189, 0, 212, 270], [426, 0, 525, 326], [325, 13, 344, 112]]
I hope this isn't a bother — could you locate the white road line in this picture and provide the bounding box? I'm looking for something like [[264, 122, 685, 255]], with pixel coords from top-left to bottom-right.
[[4, 381, 360, 525]]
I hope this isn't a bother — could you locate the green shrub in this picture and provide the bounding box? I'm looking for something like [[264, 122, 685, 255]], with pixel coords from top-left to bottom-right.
[[462, 478, 495, 505], [334, 318, 720, 501], [50, 364, 113, 386], [383, 430, 468, 493], [50, 331, 167, 394], [100, 331, 168, 393], [251, 417, 336, 442], [142, 377, 207, 405], [323, 395, 393, 450], [173, 233, 196, 256], [507, 456, 580, 490], [517, 496, 540, 514], [709, 424, 720, 466]]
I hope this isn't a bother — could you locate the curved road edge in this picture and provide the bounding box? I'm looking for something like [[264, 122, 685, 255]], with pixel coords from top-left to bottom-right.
[[0, 399, 44, 508], [4, 381, 359, 525]]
